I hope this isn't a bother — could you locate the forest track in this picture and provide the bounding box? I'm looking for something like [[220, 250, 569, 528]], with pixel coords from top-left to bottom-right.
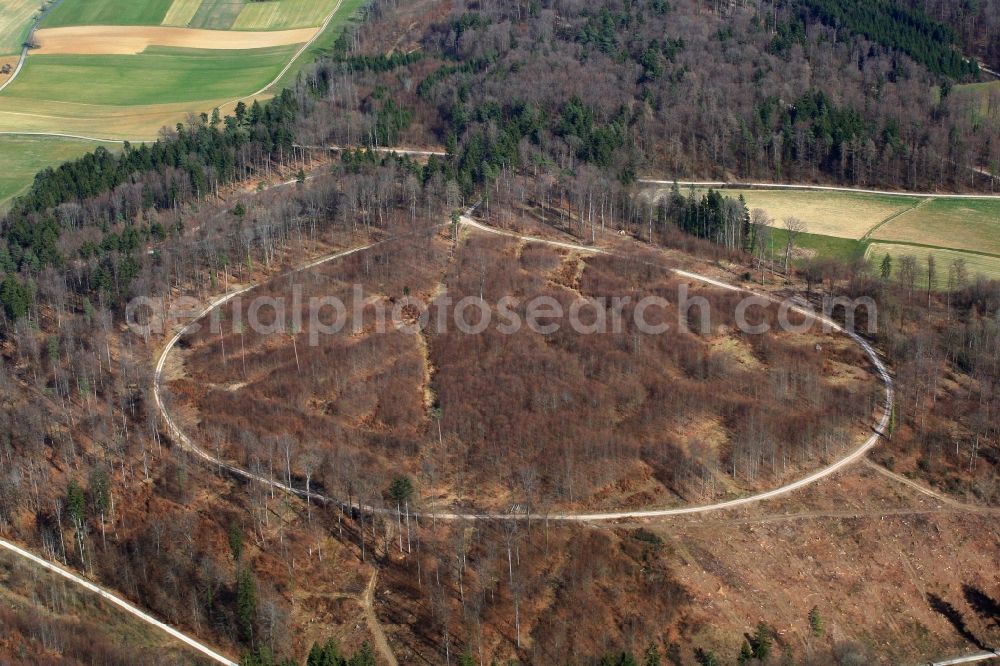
[[0, 537, 238, 665], [153, 208, 896, 523], [362, 569, 398, 666], [639, 180, 1000, 200], [863, 460, 1000, 514]]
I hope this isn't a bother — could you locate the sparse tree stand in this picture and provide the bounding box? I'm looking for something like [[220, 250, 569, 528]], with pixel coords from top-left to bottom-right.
[[450, 211, 461, 243], [782, 216, 806, 277], [388, 475, 414, 553], [288, 323, 300, 373], [926, 254, 936, 308]]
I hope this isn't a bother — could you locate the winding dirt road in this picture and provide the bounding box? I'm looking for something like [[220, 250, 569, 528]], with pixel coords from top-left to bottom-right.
[[153, 210, 895, 522]]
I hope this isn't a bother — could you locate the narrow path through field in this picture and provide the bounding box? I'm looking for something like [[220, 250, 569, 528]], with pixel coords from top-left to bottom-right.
[[863, 238, 1000, 261], [861, 197, 932, 242], [0, 537, 237, 665], [0, 130, 128, 142]]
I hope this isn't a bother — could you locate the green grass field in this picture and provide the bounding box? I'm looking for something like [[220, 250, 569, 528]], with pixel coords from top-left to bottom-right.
[[0, 135, 117, 210], [871, 197, 1000, 255], [43, 0, 174, 27], [1, 46, 298, 106], [867, 242, 1000, 288], [768, 227, 868, 264], [0, 0, 40, 55]]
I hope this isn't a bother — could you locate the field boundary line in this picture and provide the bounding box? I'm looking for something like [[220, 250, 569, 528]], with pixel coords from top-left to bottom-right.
[[0, 537, 237, 665], [860, 197, 931, 242], [865, 239, 1000, 261], [0, 130, 130, 143]]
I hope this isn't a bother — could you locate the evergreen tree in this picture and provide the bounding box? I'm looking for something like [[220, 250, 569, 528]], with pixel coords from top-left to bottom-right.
[[738, 640, 754, 664], [1, 275, 29, 321], [388, 475, 414, 505], [752, 622, 772, 660], [236, 568, 257, 642], [809, 605, 824, 637], [307, 638, 345, 666], [228, 522, 244, 563], [694, 649, 720, 666], [347, 641, 376, 666], [66, 481, 86, 529], [881, 253, 893, 280]]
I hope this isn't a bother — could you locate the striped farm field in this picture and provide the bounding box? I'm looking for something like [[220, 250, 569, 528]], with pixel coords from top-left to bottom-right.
[[232, 0, 337, 30], [871, 197, 1000, 255], [188, 0, 245, 30], [866, 242, 1000, 288], [161, 0, 204, 27], [43, 0, 174, 27], [0, 0, 40, 55]]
